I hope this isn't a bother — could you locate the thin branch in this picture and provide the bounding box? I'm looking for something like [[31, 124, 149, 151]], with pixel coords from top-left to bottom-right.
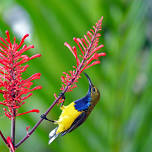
[[0, 130, 9, 147], [15, 86, 68, 148], [15, 22, 100, 149], [11, 109, 16, 146]]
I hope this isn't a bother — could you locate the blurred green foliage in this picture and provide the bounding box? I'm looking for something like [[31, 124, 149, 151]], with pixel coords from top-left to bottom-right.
[[0, 0, 152, 152]]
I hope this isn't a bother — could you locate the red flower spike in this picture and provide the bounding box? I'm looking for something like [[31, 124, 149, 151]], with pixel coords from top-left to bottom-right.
[[7, 136, 15, 152], [55, 17, 106, 103], [0, 31, 41, 118]]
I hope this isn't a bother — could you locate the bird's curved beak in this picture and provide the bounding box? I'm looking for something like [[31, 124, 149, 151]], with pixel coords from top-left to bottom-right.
[[83, 72, 94, 87]]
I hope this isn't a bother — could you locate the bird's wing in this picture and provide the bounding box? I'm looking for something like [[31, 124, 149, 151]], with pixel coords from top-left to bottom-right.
[[74, 95, 91, 111], [61, 112, 87, 136]]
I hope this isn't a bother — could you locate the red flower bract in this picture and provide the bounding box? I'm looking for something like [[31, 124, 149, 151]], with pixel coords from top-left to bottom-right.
[[0, 31, 41, 118], [55, 17, 106, 102]]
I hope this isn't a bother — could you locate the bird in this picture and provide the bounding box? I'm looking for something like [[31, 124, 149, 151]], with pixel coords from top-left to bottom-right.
[[41, 72, 100, 144]]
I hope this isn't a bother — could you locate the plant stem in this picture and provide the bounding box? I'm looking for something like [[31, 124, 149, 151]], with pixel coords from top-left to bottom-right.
[[15, 86, 68, 148], [10, 109, 16, 152], [15, 55, 86, 148], [0, 130, 9, 147], [15, 23, 100, 149]]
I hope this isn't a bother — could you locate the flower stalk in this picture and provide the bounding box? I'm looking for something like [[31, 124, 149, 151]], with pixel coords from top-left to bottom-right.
[[0, 17, 105, 151], [15, 16, 106, 148], [11, 109, 16, 149], [0, 130, 9, 147], [0, 31, 41, 151]]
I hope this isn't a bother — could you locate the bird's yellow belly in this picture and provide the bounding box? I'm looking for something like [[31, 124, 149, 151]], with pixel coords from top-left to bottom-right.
[[56, 102, 82, 134]]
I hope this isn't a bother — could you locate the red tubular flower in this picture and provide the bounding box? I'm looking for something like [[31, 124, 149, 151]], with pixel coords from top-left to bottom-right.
[[55, 16, 106, 102], [7, 136, 15, 152], [0, 31, 41, 118]]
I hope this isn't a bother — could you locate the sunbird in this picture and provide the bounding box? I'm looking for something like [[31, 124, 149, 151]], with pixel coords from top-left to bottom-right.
[[41, 73, 100, 144]]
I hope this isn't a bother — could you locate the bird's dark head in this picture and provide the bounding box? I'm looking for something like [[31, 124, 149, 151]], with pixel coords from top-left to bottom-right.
[[84, 72, 100, 103]]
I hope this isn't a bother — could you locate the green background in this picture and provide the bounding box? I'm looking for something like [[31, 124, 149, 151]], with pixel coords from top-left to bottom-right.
[[0, 0, 152, 152]]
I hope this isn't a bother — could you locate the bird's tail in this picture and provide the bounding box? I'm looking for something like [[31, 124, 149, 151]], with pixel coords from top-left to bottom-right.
[[48, 127, 59, 144]]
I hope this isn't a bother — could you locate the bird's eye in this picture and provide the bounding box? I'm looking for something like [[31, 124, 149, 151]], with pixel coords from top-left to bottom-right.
[[92, 87, 96, 92]]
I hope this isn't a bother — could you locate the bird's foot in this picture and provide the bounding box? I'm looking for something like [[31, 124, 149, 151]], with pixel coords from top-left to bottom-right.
[[41, 114, 55, 123]]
